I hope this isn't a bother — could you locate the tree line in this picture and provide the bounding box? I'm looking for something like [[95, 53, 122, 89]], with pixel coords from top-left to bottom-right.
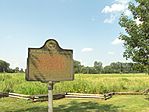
[[74, 60, 146, 74], [0, 60, 24, 73], [0, 59, 147, 74]]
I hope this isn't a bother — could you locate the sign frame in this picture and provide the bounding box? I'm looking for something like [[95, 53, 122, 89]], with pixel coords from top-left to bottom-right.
[[26, 39, 74, 82]]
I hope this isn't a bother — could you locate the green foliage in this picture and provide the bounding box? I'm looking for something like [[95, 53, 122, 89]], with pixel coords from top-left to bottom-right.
[[0, 58, 146, 74], [119, 0, 149, 73], [0, 73, 149, 95], [74, 60, 82, 73], [0, 73, 47, 94], [14, 67, 19, 73], [0, 60, 10, 72], [94, 61, 103, 74], [0, 59, 25, 73], [74, 60, 146, 74]]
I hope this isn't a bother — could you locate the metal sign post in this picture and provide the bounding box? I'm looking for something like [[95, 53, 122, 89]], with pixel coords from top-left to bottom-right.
[[26, 39, 74, 112], [48, 81, 53, 112]]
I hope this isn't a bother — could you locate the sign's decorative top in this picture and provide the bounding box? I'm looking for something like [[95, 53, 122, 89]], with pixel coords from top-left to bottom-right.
[[26, 39, 74, 82]]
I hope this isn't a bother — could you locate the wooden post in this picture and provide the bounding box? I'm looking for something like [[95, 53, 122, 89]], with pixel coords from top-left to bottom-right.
[[48, 81, 53, 112]]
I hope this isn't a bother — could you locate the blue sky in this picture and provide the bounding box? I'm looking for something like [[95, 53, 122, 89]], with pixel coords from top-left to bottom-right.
[[0, 0, 133, 69]]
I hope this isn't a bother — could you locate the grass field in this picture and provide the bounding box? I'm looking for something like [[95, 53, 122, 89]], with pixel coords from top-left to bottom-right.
[[0, 95, 149, 112], [0, 73, 149, 95], [0, 73, 149, 112]]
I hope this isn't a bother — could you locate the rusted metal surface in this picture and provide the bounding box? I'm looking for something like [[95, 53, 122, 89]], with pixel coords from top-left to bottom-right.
[[26, 39, 74, 82]]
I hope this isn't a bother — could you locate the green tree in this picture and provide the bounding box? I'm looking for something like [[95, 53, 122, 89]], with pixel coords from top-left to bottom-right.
[[74, 60, 82, 73], [104, 65, 113, 73], [132, 63, 145, 73], [14, 67, 20, 73], [119, 0, 149, 74], [94, 61, 103, 74], [20, 68, 24, 73], [81, 66, 89, 74], [110, 62, 122, 73], [81, 66, 96, 74], [0, 60, 10, 72]]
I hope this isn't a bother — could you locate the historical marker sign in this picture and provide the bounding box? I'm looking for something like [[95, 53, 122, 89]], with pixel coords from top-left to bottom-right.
[[26, 39, 74, 82]]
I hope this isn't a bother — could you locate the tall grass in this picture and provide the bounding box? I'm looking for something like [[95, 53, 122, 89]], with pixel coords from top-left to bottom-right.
[[54, 74, 149, 94], [0, 73, 149, 95], [0, 73, 47, 95]]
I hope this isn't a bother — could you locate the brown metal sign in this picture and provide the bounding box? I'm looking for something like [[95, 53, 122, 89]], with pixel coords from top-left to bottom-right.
[[26, 39, 74, 82]]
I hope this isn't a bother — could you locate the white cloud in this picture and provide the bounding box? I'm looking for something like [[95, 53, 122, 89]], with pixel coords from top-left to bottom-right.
[[104, 14, 116, 23], [102, 0, 131, 23], [81, 48, 93, 52], [102, 3, 126, 13], [108, 51, 115, 55], [115, 0, 129, 4], [112, 38, 124, 45]]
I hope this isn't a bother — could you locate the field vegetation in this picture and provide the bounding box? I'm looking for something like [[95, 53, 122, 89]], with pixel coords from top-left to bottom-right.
[[1, 73, 149, 112], [0, 73, 149, 95]]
